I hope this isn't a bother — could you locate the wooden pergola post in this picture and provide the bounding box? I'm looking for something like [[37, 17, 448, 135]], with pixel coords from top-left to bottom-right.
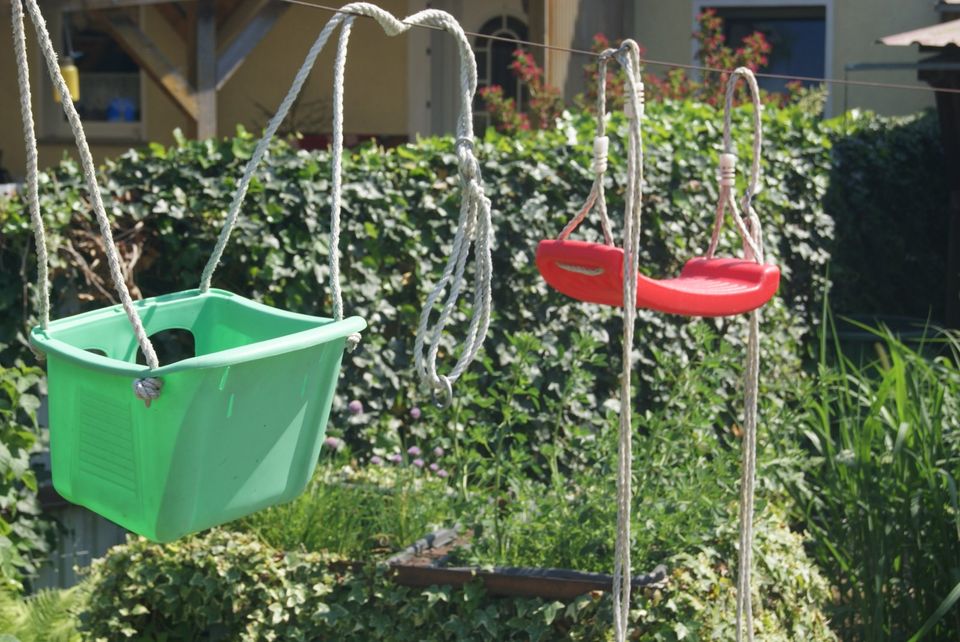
[[195, 0, 216, 138], [50, 0, 288, 140]]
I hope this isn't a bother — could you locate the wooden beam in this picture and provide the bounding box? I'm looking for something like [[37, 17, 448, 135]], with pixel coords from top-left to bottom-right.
[[215, 2, 287, 91], [155, 3, 189, 43], [54, 0, 195, 12], [217, 0, 270, 49], [195, 0, 217, 138], [96, 11, 199, 121]]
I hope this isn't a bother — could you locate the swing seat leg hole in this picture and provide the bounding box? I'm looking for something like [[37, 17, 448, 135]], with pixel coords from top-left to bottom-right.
[[136, 328, 196, 366]]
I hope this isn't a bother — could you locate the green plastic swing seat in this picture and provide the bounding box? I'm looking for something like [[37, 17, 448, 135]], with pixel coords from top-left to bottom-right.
[[30, 288, 366, 542]]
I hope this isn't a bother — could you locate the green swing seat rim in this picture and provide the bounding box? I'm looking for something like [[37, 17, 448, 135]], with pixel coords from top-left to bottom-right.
[[30, 288, 367, 376]]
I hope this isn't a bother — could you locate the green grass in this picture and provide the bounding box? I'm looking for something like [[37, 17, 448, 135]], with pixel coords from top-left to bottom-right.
[[235, 461, 454, 559], [787, 317, 960, 640]]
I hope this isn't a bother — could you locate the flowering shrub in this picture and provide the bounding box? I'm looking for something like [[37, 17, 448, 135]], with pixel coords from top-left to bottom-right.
[[486, 10, 798, 134], [479, 49, 565, 134]]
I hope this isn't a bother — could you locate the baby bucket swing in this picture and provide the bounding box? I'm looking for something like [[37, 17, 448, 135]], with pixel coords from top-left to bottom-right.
[[13, 0, 492, 542], [536, 41, 776, 642]]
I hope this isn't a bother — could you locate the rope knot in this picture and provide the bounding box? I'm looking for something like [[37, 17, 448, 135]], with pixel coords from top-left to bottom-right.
[[346, 332, 362, 353], [458, 152, 480, 183], [592, 136, 609, 174], [133, 377, 162, 408], [719, 152, 737, 187]]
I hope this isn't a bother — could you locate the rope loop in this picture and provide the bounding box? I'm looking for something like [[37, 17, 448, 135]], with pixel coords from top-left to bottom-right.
[[195, 3, 490, 402], [707, 67, 764, 263], [555, 46, 626, 246]]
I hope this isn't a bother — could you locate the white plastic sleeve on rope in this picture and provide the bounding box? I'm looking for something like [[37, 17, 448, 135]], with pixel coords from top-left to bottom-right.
[[718, 153, 737, 187], [623, 81, 645, 119], [592, 136, 609, 174]]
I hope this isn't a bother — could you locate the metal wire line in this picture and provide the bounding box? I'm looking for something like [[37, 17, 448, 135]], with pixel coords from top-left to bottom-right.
[[276, 0, 960, 96]]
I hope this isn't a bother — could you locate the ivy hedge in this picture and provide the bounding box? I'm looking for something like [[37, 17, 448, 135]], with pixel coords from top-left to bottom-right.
[[0, 102, 899, 454], [79, 524, 834, 641]]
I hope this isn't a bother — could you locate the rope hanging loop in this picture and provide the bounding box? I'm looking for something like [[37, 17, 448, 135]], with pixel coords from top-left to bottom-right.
[[195, 2, 493, 403], [707, 67, 764, 263]]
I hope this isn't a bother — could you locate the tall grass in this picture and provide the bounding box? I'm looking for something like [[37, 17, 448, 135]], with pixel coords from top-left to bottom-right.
[[789, 317, 960, 640], [236, 465, 452, 559]]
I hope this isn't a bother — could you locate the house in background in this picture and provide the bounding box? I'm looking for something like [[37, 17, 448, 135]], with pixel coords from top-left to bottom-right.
[[0, 0, 950, 180]]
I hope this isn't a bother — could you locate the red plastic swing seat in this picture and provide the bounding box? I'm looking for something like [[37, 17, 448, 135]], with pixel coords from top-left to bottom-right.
[[536, 240, 780, 317]]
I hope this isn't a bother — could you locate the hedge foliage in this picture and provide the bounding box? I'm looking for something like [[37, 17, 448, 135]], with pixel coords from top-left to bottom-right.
[[80, 521, 834, 641], [0, 102, 884, 455], [0, 362, 49, 590]]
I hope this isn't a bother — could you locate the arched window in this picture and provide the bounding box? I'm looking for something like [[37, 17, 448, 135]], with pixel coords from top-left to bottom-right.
[[474, 15, 529, 130]]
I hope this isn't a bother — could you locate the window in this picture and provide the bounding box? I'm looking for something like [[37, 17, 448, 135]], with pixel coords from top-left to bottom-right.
[[473, 15, 529, 131], [40, 10, 143, 141], [705, 5, 826, 94]]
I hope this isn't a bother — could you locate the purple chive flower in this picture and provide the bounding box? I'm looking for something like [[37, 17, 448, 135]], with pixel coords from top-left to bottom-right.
[[436, 469, 449, 478], [409, 407, 422, 420], [412, 458, 425, 468], [348, 400, 363, 415], [433, 446, 444, 457], [407, 446, 422, 457], [387, 453, 402, 464], [370, 455, 384, 466], [429, 463, 439, 472], [323, 436, 343, 450]]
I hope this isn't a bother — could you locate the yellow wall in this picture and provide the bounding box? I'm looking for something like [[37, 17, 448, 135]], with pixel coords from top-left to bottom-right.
[[632, 0, 940, 117], [0, 1, 407, 178]]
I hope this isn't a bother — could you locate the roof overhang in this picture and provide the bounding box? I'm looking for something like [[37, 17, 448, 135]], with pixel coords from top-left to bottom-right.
[[880, 18, 960, 48]]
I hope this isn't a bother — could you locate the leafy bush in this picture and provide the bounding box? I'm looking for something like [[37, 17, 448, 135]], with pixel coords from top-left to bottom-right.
[[0, 101, 847, 458], [81, 524, 833, 641], [823, 112, 949, 320], [0, 361, 49, 589], [783, 321, 960, 640]]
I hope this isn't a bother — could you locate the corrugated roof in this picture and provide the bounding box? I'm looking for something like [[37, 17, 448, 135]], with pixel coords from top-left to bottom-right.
[[880, 18, 960, 47]]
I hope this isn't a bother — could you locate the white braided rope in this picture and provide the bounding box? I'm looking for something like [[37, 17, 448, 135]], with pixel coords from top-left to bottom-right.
[[197, 3, 492, 405], [15, 0, 161, 404], [558, 53, 615, 246], [706, 67, 764, 263], [612, 39, 644, 642], [328, 16, 362, 351], [10, 0, 48, 329], [704, 67, 766, 642]]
